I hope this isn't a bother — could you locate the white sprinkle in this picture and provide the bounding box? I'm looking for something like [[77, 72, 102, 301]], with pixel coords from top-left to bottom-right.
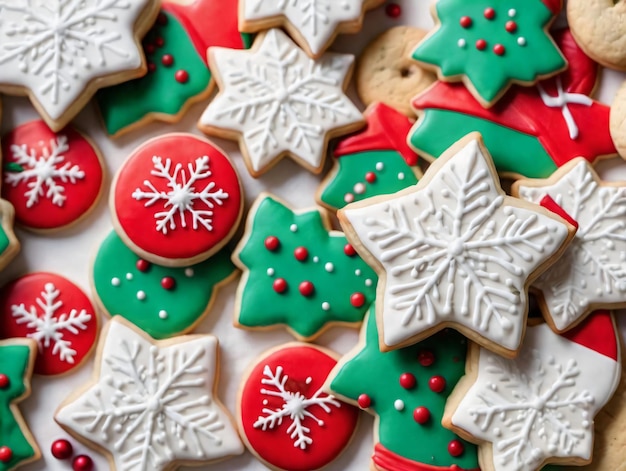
[[263, 399, 268, 405], [267, 268, 275, 276], [365, 279, 373, 287], [508, 8, 516, 17], [290, 224, 298, 232], [322, 302, 330, 311], [354, 183, 366, 194], [355, 269, 362, 276], [185, 268, 194, 277], [517, 37, 526, 46], [126, 273, 133, 280], [376, 162, 384, 171], [344, 193, 355, 203], [325, 262, 334, 272], [137, 290, 146, 300], [313, 256, 319, 263], [159, 310, 168, 319], [457, 38, 466, 48], [394, 399, 405, 411], [306, 377, 312, 384], [111, 277, 120, 287], [398, 172, 405, 180]]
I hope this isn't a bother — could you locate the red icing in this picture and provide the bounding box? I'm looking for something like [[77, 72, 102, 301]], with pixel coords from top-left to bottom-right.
[[0, 374, 8, 389], [448, 440, 464, 458], [113, 134, 242, 263], [136, 259, 151, 272], [174, 70, 189, 83], [51, 439, 73, 460], [475, 39, 487, 51], [542, 0, 563, 15], [413, 407, 431, 424], [299, 281, 315, 297], [493, 44, 505, 55], [483, 7, 495, 19], [344, 244, 357, 257], [429, 376, 446, 393], [294, 247, 309, 261], [418, 350, 435, 367], [0, 273, 98, 376], [240, 345, 359, 471], [350, 292, 365, 308], [459, 16, 472, 28], [161, 277, 176, 290], [265, 236, 280, 251], [539, 195, 579, 229], [372, 443, 480, 471], [562, 310, 619, 361], [273, 278, 288, 294], [505, 21, 517, 33], [157, 12, 168, 25], [1, 120, 104, 231], [72, 455, 93, 471], [0, 446, 12, 463], [358, 393, 372, 409], [399, 373, 416, 390]]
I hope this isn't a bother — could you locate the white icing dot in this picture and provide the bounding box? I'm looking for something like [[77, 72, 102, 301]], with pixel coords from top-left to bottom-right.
[[111, 277, 120, 287], [508, 8, 516, 17], [394, 399, 405, 411], [267, 268, 275, 276], [355, 269, 361, 276], [159, 310, 168, 319], [313, 256, 319, 263], [344, 193, 355, 203], [290, 224, 298, 232], [263, 399, 268, 405], [185, 268, 194, 277], [365, 279, 373, 287], [517, 37, 526, 46], [325, 262, 334, 272], [306, 377, 312, 384], [126, 273, 133, 280], [137, 290, 146, 300], [354, 183, 366, 194], [457, 38, 466, 48], [376, 162, 384, 171], [322, 302, 330, 311], [398, 172, 405, 180]]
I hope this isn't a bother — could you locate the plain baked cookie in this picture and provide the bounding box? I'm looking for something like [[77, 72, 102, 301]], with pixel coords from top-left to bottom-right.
[[356, 26, 436, 116], [610, 81, 626, 157]]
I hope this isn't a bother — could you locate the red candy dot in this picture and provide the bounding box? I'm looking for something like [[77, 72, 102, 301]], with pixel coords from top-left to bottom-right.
[[365, 172, 377, 183], [145, 44, 156, 55], [0, 446, 12, 463], [155, 37, 164, 48], [175, 70, 189, 83], [161, 54, 174, 67], [299, 281, 315, 297], [476, 39, 487, 50], [273, 278, 288, 294], [413, 406, 431, 424], [344, 244, 357, 257], [136, 259, 150, 272], [51, 439, 73, 460], [0, 374, 9, 389], [358, 394, 372, 408], [448, 440, 465, 457], [350, 292, 365, 308], [385, 3, 401, 18], [505, 20, 517, 33], [148, 62, 156, 73], [161, 277, 176, 290], [429, 375, 446, 393], [484, 7, 495, 19], [493, 44, 506, 55], [265, 236, 280, 251], [73, 455, 94, 471], [157, 12, 168, 25], [405, 154, 418, 166], [294, 247, 309, 262], [399, 373, 416, 390], [459, 16, 472, 28], [418, 350, 435, 367]]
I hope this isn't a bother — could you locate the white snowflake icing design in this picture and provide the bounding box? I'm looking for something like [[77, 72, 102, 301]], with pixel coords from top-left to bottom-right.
[[254, 364, 340, 449], [342, 139, 571, 352], [200, 28, 362, 174], [517, 159, 626, 331], [243, 0, 366, 56], [4, 135, 84, 208], [0, 0, 152, 122], [11, 282, 92, 364], [132, 155, 229, 234], [55, 319, 243, 471], [450, 323, 620, 471]]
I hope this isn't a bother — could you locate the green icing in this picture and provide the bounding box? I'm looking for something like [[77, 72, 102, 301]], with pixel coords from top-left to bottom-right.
[[320, 151, 419, 211], [0, 344, 35, 471], [0, 225, 10, 258], [237, 196, 377, 339], [411, 109, 557, 178], [96, 10, 211, 135], [92, 231, 235, 339], [413, 0, 565, 104], [330, 311, 478, 468]]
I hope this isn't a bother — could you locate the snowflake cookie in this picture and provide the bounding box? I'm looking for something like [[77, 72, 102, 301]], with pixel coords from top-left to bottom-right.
[[338, 134, 575, 357], [2, 120, 104, 232], [0, 273, 98, 376], [238, 343, 359, 471], [239, 0, 384, 58], [0, 338, 40, 471], [233, 193, 377, 341], [198, 28, 364, 178], [55, 316, 244, 471], [111, 133, 243, 267], [444, 311, 621, 471], [412, 0, 566, 107], [0, 0, 160, 131]]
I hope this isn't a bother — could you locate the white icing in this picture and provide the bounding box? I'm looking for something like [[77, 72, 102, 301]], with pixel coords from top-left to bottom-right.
[[508, 8, 516, 17], [394, 399, 404, 411], [397, 172, 405, 180], [322, 302, 330, 311], [355, 269, 361, 276], [185, 268, 195, 277], [158, 310, 167, 319], [111, 277, 120, 287], [55, 319, 244, 470], [365, 279, 373, 287], [313, 256, 320, 263], [267, 268, 275, 276], [376, 162, 384, 171], [126, 273, 133, 280], [136, 290, 146, 301], [536, 78, 593, 140], [343, 139, 571, 351], [458, 38, 466, 48], [290, 224, 298, 233], [517, 37, 526, 46], [325, 262, 334, 272]]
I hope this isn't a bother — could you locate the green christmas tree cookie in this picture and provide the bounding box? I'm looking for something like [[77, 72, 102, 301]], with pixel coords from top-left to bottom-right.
[[233, 194, 377, 341], [327, 311, 479, 471]]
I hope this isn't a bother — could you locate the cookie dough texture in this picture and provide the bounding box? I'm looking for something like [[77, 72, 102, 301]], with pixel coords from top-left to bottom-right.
[[610, 81, 626, 157]]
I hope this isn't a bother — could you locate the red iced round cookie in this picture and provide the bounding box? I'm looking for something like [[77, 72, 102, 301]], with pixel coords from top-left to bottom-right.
[[238, 343, 359, 471], [0, 273, 98, 376], [2, 120, 104, 231], [111, 133, 243, 266]]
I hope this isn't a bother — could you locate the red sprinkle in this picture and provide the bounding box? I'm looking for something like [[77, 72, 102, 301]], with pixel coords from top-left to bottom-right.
[[448, 440, 465, 457], [136, 259, 150, 272], [484, 7, 495, 19], [365, 172, 377, 183], [476, 39, 487, 50], [148, 62, 156, 73], [145, 44, 156, 55], [385, 3, 402, 18], [399, 373, 416, 390], [175, 70, 189, 83], [161, 54, 174, 67], [0, 374, 9, 389], [459, 16, 472, 28], [299, 281, 315, 297], [429, 375, 446, 393], [265, 236, 280, 251], [0, 446, 12, 463], [51, 439, 73, 460], [273, 278, 288, 294], [155, 37, 165, 48], [413, 406, 431, 424], [161, 277, 176, 290], [405, 154, 418, 166], [505, 20, 517, 33], [357, 394, 372, 409], [493, 44, 506, 55], [418, 350, 435, 367], [344, 244, 357, 257], [350, 292, 365, 308], [72, 455, 94, 471], [157, 12, 168, 26], [294, 247, 309, 262]]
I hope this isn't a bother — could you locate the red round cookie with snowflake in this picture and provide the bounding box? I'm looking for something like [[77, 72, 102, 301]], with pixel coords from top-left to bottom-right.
[[0, 272, 98, 376], [111, 133, 243, 266], [238, 343, 359, 471], [1, 120, 104, 231]]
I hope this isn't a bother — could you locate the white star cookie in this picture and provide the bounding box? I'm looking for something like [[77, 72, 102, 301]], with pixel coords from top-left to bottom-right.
[[513, 158, 626, 332], [0, 0, 159, 131], [55, 317, 244, 471], [444, 313, 621, 471], [198, 28, 363, 178], [240, 0, 385, 58], [338, 134, 574, 357]]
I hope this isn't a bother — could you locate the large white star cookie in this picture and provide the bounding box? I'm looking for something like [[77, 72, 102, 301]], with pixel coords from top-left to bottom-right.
[[55, 316, 243, 471], [0, 0, 159, 131], [513, 158, 626, 332], [198, 28, 364, 178], [338, 134, 574, 357]]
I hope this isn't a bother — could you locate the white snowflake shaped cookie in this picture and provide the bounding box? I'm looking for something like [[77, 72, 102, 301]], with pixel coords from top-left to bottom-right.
[[199, 28, 363, 177], [0, 0, 159, 131], [445, 313, 621, 471], [339, 134, 574, 356], [513, 158, 626, 332], [55, 317, 244, 471]]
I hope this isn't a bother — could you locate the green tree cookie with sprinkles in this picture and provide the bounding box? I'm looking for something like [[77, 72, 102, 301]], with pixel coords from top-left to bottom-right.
[[413, 0, 566, 107], [233, 194, 377, 341], [326, 311, 479, 471]]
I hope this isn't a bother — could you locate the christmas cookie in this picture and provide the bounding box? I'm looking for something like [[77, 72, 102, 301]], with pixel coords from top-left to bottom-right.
[[0, 273, 98, 376], [238, 343, 359, 471], [356, 26, 437, 116], [512, 159, 626, 333], [316, 102, 421, 212], [338, 134, 575, 356], [111, 133, 243, 267], [443, 311, 621, 470], [410, 29, 617, 179], [198, 28, 364, 178], [92, 230, 237, 339], [55, 316, 244, 471], [610, 81, 626, 158], [233, 193, 377, 341], [327, 310, 479, 471], [239, 0, 384, 58], [0, 338, 40, 471], [0, 0, 160, 131], [2, 120, 104, 232], [0, 199, 20, 273], [96, 0, 251, 137], [412, 0, 566, 107]]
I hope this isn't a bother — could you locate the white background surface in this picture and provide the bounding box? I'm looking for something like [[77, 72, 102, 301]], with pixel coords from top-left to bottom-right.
[[5, 0, 626, 470]]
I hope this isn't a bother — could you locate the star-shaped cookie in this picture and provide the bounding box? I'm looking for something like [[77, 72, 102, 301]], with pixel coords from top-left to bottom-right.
[[338, 134, 574, 357], [198, 28, 364, 178], [55, 317, 243, 471]]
